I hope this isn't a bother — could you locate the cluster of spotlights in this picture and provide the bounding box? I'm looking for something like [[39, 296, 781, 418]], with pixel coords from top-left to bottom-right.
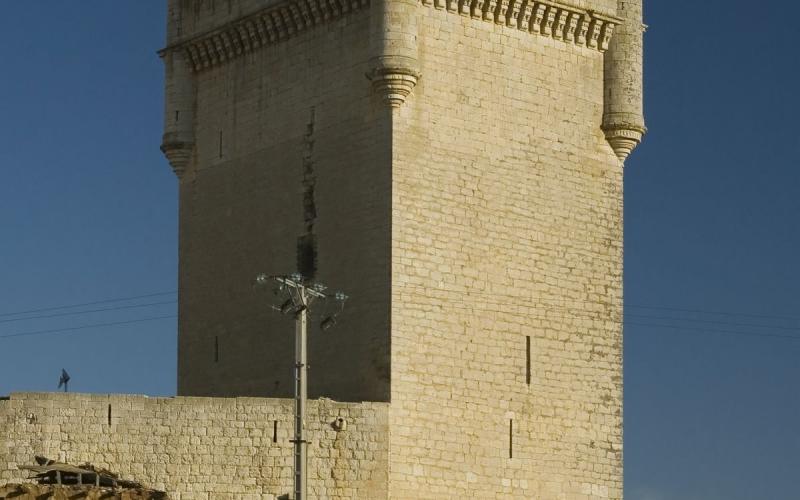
[[255, 273, 348, 331], [277, 298, 307, 316]]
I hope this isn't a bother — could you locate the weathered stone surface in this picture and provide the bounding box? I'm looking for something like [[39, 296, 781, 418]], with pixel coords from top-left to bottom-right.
[[0, 393, 389, 499], [386, 7, 627, 498]]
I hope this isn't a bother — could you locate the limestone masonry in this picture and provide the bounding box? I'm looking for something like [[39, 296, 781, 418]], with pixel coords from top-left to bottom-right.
[[2, 0, 644, 498], [0, 393, 389, 499]]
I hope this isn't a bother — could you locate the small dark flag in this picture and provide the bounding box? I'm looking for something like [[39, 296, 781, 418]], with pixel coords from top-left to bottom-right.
[[58, 369, 70, 392]]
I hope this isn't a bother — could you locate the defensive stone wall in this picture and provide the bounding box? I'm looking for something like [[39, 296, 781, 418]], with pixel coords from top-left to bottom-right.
[[0, 393, 389, 499]]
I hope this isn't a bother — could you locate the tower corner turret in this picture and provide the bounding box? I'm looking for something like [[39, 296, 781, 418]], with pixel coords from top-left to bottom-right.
[[602, 0, 647, 162], [160, 0, 195, 179], [369, 0, 421, 108]]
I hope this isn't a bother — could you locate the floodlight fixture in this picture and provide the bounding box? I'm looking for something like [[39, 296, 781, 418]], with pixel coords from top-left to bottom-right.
[[290, 272, 304, 283], [291, 304, 308, 317], [311, 283, 327, 293], [320, 316, 337, 332], [254, 273, 270, 288], [279, 298, 294, 315]]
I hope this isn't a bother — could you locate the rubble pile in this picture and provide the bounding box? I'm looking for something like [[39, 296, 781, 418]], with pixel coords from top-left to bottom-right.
[[0, 456, 167, 499]]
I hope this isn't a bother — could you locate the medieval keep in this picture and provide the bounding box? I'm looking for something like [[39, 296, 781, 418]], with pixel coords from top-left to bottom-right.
[[1, 0, 644, 498]]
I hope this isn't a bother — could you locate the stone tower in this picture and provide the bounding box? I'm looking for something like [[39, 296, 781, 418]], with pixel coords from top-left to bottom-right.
[[160, 0, 645, 497]]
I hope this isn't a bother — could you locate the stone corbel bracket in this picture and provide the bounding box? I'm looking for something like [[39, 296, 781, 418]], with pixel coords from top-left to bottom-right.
[[369, 64, 421, 108], [601, 123, 646, 162], [160, 139, 194, 178]]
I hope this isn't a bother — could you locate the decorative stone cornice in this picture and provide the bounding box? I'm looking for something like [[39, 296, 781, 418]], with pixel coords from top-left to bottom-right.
[[421, 0, 622, 52], [160, 0, 619, 73], [160, 0, 371, 73]]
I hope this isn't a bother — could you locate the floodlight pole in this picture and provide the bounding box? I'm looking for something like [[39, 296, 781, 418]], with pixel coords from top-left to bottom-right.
[[293, 286, 308, 500], [256, 273, 344, 500]]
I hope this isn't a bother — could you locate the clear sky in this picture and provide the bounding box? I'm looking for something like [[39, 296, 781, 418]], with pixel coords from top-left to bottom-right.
[[0, 2, 798, 499]]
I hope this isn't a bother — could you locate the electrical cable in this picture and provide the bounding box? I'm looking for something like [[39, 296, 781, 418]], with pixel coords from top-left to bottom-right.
[[0, 300, 177, 325], [624, 313, 800, 332], [0, 315, 177, 340], [625, 303, 800, 321], [1, 285, 797, 343], [624, 322, 800, 342], [3, 284, 794, 327], [0, 291, 177, 318]]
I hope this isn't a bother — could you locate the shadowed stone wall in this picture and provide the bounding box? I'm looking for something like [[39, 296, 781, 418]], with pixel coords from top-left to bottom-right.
[[167, 6, 393, 402]]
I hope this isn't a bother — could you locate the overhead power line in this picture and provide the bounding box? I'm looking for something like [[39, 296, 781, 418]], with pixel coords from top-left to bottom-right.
[[0, 300, 177, 325], [2, 285, 795, 326], [0, 291, 177, 318], [0, 285, 796, 343], [624, 322, 800, 342], [0, 315, 177, 340], [1, 300, 798, 344], [624, 313, 800, 332], [625, 304, 800, 322]]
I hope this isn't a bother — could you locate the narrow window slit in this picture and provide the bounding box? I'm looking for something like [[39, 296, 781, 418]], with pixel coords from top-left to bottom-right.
[[525, 335, 531, 385], [218, 130, 223, 158], [214, 336, 219, 363], [107, 404, 112, 426], [273, 420, 278, 443], [509, 419, 513, 458]]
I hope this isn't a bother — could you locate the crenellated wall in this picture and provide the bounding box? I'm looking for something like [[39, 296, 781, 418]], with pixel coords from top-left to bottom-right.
[[0, 393, 389, 499]]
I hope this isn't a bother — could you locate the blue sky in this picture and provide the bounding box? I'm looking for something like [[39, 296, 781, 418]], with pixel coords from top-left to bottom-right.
[[1, 2, 798, 499]]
